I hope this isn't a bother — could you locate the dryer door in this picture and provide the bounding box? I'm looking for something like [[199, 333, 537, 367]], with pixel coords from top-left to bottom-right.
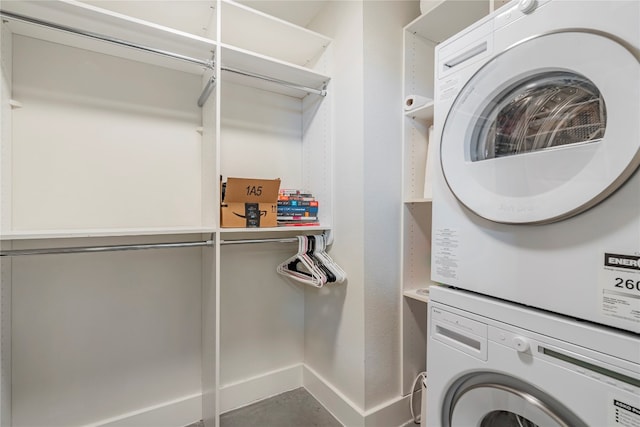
[[444, 373, 588, 427], [440, 31, 640, 224]]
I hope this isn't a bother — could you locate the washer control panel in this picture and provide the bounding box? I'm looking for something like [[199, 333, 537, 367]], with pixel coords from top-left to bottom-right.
[[489, 326, 533, 354], [489, 325, 639, 397], [494, 0, 552, 30], [431, 307, 488, 361]]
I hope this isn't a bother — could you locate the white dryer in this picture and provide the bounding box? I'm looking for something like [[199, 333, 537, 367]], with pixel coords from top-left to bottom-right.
[[431, 0, 640, 333], [426, 286, 640, 427]]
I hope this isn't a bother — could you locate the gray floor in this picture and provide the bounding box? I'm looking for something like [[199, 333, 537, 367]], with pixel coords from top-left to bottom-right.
[[221, 388, 342, 427], [186, 387, 342, 427]]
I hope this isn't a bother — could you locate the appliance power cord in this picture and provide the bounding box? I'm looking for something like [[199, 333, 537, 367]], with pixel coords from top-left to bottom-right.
[[410, 371, 427, 424]]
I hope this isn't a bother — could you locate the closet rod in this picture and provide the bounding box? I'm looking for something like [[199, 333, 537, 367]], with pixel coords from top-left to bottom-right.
[[220, 237, 298, 245], [0, 240, 214, 257], [221, 66, 328, 97], [198, 74, 217, 107], [220, 231, 330, 245], [0, 10, 215, 70]]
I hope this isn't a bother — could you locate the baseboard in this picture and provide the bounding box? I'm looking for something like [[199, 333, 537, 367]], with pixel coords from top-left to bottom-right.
[[303, 365, 363, 426], [363, 392, 415, 427], [87, 364, 415, 427], [91, 393, 202, 427], [219, 363, 304, 413], [303, 365, 415, 427]]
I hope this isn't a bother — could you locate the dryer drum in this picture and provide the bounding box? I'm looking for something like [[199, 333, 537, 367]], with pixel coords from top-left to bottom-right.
[[474, 72, 606, 161]]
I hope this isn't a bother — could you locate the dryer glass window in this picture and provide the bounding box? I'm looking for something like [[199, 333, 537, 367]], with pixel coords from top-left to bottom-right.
[[471, 72, 606, 161], [480, 411, 538, 427]]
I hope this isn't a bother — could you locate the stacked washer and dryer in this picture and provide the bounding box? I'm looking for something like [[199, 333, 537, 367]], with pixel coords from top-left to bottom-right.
[[426, 0, 640, 426]]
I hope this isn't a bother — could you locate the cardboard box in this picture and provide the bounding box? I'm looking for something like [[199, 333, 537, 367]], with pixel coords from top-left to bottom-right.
[[221, 177, 281, 228]]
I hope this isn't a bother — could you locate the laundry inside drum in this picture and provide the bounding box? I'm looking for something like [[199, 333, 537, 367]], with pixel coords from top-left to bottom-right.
[[472, 72, 606, 161]]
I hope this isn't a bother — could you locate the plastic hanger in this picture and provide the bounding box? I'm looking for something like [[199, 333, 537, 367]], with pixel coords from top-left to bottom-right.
[[308, 236, 336, 283], [277, 236, 326, 288], [314, 235, 346, 283], [298, 236, 327, 284]]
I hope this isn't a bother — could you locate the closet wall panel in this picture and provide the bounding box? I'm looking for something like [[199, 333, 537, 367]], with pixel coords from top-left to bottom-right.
[[0, 256, 11, 427], [219, 82, 302, 186], [11, 237, 203, 426], [1, 25, 13, 234], [219, 242, 304, 411], [11, 35, 204, 232], [1, 23, 13, 427]]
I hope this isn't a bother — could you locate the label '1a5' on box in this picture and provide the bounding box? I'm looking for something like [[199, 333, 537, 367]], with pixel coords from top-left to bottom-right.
[[220, 177, 281, 228]]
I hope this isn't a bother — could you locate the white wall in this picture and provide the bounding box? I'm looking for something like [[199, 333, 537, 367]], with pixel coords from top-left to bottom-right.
[[11, 36, 204, 232], [363, 1, 419, 411], [0, 23, 13, 427], [6, 35, 207, 427], [218, 241, 305, 406], [10, 236, 203, 427], [305, 0, 367, 411], [305, 0, 419, 417]]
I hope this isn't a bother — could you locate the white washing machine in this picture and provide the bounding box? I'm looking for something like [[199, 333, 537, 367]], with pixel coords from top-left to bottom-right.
[[426, 286, 640, 427], [431, 0, 640, 333]]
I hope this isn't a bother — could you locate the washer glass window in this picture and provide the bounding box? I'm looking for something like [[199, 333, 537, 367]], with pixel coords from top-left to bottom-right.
[[480, 410, 538, 427], [472, 71, 607, 162]]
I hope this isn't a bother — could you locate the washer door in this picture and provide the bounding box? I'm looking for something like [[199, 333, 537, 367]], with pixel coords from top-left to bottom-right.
[[444, 373, 588, 427], [440, 31, 640, 224]]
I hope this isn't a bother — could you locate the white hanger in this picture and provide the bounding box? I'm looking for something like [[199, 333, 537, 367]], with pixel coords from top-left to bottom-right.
[[277, 236, 326, 288], [307, 235, 336, 283], [314, 235, 346, 283]]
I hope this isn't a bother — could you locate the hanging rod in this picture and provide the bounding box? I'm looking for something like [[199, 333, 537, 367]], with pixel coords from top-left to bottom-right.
[[0, 11, 327, 104], [198, 74, 216, 107], [0, 10, 216, 106], [0, 11, 214, 70], [0, 239, 214, 257], [220, 237, 298, 245], [220, 230, 331, 245], [222, 66, 328, 97]]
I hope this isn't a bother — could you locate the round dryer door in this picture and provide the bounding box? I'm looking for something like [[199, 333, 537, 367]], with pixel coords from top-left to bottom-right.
[[444, 373, 588, 427], [440, 31, 640, 224]]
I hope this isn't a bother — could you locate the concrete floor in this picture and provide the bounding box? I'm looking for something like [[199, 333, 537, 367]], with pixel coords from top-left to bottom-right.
[[186, 387, 341, 427], [220, 388, 342, 427]]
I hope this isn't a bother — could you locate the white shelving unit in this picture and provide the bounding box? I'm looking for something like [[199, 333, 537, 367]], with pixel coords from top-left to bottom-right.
[[221, 0, 329, 68], [0, 227, 218, 241], [0, 0, 333, 425], [402, 288, 430, 304], [404, 101, 434, 124], [399, 0, 507, 395], [0, 0, 217, 74]]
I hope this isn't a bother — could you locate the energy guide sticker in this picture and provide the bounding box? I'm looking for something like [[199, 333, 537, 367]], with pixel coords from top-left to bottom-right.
[[609, 396, 640, 427], [599, 252, 640, 325], [433, 228, 459, 280]]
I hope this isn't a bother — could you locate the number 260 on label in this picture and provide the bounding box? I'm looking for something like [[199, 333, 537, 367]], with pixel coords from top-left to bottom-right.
[[614, 278, 640, 292]]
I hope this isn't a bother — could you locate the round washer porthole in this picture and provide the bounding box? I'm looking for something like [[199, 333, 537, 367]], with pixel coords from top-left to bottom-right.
[[443, 373, 588, 427]]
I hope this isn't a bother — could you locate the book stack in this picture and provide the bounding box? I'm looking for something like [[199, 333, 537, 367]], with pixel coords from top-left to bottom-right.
[[277, 189, 320, 226]]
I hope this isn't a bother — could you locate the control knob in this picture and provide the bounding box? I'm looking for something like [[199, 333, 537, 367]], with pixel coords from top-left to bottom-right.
[[512, 336, 530, 353], [518, 0, 537, 13]]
